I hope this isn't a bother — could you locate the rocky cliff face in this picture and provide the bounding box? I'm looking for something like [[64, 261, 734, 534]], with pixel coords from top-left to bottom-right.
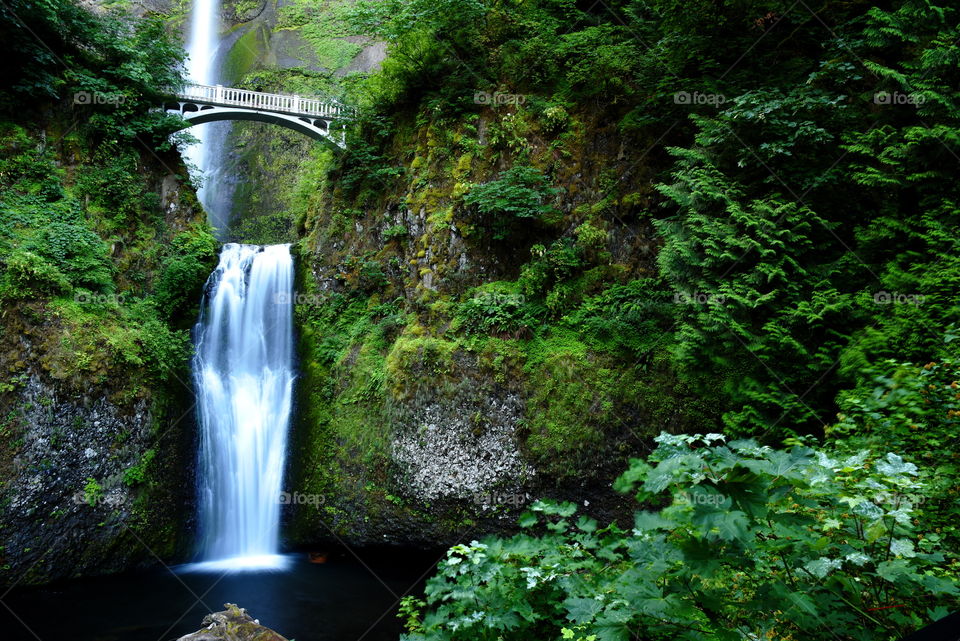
[[279, 102, 713, 548], [209, 0, 387, 242], [1, 375, 192, 584], [0, 119, 215, 586]]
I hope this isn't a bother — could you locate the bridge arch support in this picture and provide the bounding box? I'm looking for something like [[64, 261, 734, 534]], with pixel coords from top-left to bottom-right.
[[165, 84, 352, 149], [165, 102, 346, 148]]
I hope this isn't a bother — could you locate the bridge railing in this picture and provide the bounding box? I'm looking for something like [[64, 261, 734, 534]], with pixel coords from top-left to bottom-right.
[[178, 84, 350, 119]]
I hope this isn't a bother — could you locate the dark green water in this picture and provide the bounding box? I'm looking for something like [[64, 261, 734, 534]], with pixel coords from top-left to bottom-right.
[[1, 549, 440, 641]]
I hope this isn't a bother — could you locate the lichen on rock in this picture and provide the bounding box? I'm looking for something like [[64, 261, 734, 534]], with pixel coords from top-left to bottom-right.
[[390, 392, 534, 505]]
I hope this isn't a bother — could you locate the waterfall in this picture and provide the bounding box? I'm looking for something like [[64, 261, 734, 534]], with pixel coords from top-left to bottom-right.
[[183, 0, 234, 236], [183, 0, 218, 178], [185, 0, 218, 86], [190, 244, 295, 570]]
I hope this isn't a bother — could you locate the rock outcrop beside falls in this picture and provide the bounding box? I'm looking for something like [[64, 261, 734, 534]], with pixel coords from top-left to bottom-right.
[[178, 604, 288, 641], [282, 43, 713, 548], [0, 119, 214, 587]]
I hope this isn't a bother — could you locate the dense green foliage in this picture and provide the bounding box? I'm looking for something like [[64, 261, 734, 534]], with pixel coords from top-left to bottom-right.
[[7, 0, 956, 632], [0, 122, 216, 387], [0, 1, 215, 387], [397, 345, 960, 638], [400, 430, 958, 641], [463, 165, 561, 239], [288, 0, 960, 636], [330, 0, 960, 442], [1, 0, 188, 141]]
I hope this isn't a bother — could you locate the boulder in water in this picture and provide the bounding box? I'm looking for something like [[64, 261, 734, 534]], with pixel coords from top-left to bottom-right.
[[176, 604, 288, 641]]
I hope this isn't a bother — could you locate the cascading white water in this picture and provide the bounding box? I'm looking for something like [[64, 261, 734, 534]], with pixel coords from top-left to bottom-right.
[[183, 0, 235, 235], [185, 0, 218, 86], [191, 244, 295, 570], [183, 0, 218, 175]]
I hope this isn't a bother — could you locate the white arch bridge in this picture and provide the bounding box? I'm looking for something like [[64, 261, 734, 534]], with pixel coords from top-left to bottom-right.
[[166, 84, 352, 148]]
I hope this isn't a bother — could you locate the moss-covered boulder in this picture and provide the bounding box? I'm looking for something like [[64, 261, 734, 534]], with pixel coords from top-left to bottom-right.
[[177, 604, 288, 641]]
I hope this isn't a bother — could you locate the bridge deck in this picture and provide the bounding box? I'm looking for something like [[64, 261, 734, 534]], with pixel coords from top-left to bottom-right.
[[177, 84, 350, 120]]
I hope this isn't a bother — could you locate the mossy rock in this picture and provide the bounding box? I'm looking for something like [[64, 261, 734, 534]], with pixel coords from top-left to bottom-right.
[[177, 604, 288, 641]]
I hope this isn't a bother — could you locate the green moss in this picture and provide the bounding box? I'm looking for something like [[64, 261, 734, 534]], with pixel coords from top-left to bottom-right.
[[1, 123, 215, 388], [277, 0, 364, 71], [453, 153, 473, 179], [385, 334, 458, 399], [313, 39, 364, 71], [473, 337, 525, 385], [222, 24, 268, 84]]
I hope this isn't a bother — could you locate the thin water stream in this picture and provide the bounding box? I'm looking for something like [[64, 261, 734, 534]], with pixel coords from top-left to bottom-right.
[[183, 0, 235, 234]]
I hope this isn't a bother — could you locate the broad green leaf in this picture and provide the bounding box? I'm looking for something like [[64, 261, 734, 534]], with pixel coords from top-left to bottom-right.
[[691, 508, 750, 542], [804, 557, 842, 579], [633, 511, 674, 531], [918, 574, 960, 596], [564, 597, 603, 624], [577, 515, 598, 533], [876, 559, 914, 583], [845, 551, 871, 566], [853, 500, 884, 522], [865, 520, 889, 543], [890, 538, 916, 558], [518, 512, 538, 528], [876, 453, 919, 477]]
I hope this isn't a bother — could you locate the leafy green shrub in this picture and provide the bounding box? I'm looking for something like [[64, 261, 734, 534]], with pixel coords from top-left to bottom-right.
[[833, 356, 960, 454], [74, 143, 145, 225], [646, 0, 960, 441], [518, 239, 585, 315], [654, 146, 854, 435], [339, 253, 389, 294], [563, 279, 676, 356], [335, 136, 404, 199], [61, 13, 188, 142], [830, 349, 960, 557], [464, 165, 560, 240], [455, 282, 534, 337], [3, 0, 187, 140], [25, 221, 113, 292], [0, 125, 63, 197], [0, 249, 71, 299], [346, 0, 487, 110], [137, 316, 193, 379], [123, 449, 156, 487], [401, 433, 958, 641], [383, 224, 409, 241], [152, 226, 218, 319]]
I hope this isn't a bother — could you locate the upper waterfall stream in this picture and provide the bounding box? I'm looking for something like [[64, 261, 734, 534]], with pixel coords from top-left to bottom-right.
[[182, 0, 218, 182], [183, 0, 234, 234], [190, 243, 295, 570]]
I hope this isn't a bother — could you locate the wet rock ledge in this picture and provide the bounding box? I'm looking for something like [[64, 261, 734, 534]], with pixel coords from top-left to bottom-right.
[[177, 604, 288, 641]]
